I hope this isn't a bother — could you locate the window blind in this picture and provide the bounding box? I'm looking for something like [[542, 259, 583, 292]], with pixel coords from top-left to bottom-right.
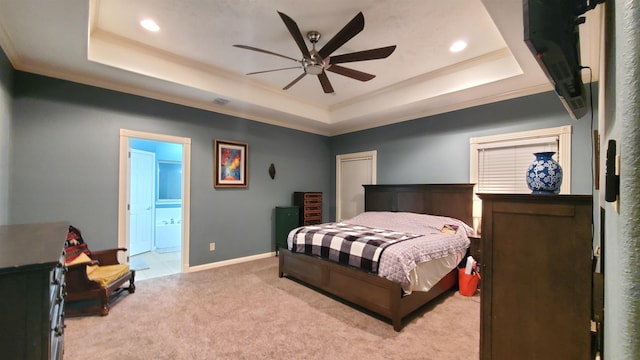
[[477, 138, 558, 194]]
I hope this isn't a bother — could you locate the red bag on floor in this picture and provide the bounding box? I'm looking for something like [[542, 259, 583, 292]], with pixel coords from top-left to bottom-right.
[[458, 264, 481, 296]]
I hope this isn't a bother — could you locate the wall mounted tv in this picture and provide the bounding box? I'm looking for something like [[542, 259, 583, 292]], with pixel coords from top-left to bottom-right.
[[523, 0, 603, 120]]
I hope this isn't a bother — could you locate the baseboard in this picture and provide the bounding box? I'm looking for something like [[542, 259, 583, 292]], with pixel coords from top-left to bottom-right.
[[187, 251, 275, 273]]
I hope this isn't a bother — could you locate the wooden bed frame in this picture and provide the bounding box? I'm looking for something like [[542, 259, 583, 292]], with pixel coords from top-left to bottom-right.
[[279, 183, 474, 331]]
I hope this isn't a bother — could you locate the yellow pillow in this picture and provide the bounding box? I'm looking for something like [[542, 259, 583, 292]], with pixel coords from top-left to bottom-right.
[[66, 252, 98, 276], [67, 252, 92, 266]]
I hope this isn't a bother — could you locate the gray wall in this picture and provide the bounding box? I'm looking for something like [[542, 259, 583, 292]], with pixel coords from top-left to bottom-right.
[[0, 48, 12, 225], [4, 59, 596, 266], [329, 90, 595, 218], [10, 72, 331, 265]]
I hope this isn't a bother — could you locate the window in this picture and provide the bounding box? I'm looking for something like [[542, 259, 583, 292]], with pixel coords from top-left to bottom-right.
[[477, 137, 558, 193], [469, 126, 572, 231]]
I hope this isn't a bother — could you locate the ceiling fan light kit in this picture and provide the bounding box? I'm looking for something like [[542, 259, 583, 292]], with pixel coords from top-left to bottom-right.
[[233, 11, 396, 94]]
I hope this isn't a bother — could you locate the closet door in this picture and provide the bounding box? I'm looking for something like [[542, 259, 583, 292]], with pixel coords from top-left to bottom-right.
[[336, 151, 376, 221]]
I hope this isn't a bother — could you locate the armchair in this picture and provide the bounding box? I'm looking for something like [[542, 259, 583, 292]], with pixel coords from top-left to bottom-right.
[[64, 226, 135, 316]]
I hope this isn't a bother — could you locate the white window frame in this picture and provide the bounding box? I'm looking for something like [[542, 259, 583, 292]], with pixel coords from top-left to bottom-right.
[[469, 125, 572, 230]]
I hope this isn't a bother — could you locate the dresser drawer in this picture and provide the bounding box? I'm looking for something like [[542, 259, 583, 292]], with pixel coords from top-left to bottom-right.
[[303, 218, 321, 225], [49, 296, 65, 359], [50, 300, 64, 335], [303, 209, 321, 218], [49, 257, 66, 360], [302, 197, 322, 206], [49, 262, 65, 309], [50, 321, 64, 360]]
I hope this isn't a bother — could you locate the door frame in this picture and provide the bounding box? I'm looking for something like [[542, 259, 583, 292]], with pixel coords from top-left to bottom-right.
[[335, 150, 377, 221], [118, 129, 192, 272]]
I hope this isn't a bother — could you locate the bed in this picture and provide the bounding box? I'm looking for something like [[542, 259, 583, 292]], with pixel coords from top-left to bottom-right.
[[278, 183, 474, 331]]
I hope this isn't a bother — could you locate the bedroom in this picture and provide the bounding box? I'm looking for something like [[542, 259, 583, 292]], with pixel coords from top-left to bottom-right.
[[0, 1, 638, 359]]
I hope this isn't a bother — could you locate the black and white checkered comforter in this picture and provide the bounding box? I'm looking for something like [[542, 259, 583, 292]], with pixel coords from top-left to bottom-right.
[[290, 222, 421, 273], [288, 212, 474, 292]]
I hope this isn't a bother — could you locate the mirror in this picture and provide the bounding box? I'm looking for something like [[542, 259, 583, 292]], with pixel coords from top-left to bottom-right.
[[157, 161, 182, 203]]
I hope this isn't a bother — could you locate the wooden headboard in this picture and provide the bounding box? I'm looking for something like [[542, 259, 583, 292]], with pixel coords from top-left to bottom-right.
[[363, 184, 474, 226]]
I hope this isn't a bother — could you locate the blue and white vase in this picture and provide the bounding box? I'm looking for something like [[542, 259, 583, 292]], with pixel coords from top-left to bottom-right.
[[526, 152, 563, 194]]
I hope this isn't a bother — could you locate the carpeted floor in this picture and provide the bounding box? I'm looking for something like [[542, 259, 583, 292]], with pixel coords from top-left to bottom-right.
[[64, 256, 480, 360]]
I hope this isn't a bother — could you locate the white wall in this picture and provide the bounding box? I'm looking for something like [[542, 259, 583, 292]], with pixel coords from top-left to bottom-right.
[[602, 1, 640, 358]]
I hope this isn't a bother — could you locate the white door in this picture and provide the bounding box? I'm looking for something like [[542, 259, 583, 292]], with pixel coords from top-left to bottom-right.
[[336, 151, 377, 221], [129, 149, 155, 256]]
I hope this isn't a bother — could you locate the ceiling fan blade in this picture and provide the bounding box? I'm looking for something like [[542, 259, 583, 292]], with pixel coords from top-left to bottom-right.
[[326, 65, 375, 81], [329, 45, 397, 65], [246, 66, 301, 75], [283, 73, 307, 90], [233, 45, 300, 63], [317, 12, 365, 60], [277, 11, 311, 58], [318, 72, 335, 93]]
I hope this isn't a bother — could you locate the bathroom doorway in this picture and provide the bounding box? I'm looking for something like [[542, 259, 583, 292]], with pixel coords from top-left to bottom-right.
[[118, 129, 191, 281]]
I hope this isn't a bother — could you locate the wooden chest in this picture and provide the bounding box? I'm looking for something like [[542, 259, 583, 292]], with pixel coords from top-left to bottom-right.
[[293, 192, 322, 226]]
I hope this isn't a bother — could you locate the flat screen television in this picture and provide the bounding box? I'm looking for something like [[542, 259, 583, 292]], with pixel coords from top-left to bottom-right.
[[523, 0, 602, 120]]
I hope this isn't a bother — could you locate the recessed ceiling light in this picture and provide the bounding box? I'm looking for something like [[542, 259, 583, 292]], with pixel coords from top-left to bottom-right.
[[140, 19, 160, 32], [449, 40, 467, 53]]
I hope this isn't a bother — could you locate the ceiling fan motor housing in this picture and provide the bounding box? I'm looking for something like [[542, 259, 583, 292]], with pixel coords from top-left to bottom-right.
[[303, 61, 324, 75], [303, 51, 326, 75]]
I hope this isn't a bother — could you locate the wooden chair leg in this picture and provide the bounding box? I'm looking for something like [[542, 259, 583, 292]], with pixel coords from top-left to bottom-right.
[[99, 290, 110, 316], [128, 271, 136, 293]]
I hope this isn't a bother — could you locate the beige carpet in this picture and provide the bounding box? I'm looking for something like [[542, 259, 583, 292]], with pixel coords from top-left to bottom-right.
[[64, 256, 480, 360]]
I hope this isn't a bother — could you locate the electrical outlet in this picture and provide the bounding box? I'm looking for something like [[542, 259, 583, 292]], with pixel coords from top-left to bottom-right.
[[209, 242, 215, 252]]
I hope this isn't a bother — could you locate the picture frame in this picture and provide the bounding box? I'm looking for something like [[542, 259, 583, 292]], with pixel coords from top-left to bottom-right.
[[214, 139, 248, 188]]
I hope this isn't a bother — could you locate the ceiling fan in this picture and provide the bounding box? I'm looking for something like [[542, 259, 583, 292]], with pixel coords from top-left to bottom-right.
[[233, 11, 397, 94]]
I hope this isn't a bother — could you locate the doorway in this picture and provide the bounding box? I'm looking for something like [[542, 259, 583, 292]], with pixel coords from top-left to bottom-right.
[[118, 129, 192, 280], [336, 150, 377, 221]]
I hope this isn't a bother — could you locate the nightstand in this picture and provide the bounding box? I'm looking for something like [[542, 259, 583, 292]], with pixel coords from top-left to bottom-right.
[[468, 234, 481, 290], [468, 233, 481, 265]]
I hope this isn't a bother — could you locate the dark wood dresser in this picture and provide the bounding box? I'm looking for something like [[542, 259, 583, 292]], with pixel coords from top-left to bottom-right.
[[293, 192, 322, 226], [0, 221, 69, 360], [477, 194, 592, 360]]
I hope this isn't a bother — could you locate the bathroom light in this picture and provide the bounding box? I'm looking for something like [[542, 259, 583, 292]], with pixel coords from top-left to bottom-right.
[[449, 40, 467, 53], [140, 18, 160, 32]]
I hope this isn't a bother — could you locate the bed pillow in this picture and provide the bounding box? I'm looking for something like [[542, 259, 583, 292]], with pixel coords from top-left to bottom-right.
[[344, 211, 474, 236]]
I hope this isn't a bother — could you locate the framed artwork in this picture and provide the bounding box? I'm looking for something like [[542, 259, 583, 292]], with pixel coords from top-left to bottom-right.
[[214, 139, 248, 188]]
